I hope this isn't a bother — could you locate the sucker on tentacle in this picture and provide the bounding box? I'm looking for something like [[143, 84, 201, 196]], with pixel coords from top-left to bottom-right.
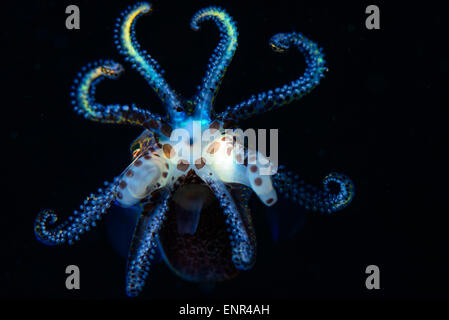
[[217, 32, 327, 123], [71, 60, 168, 135], [191, 7, 238, 120], [126, 191, 171, 297], [115, 2, 186, 123], [34, 180, 118, 245], [272, 165, 354, 213], [196, 168, 256, 270]]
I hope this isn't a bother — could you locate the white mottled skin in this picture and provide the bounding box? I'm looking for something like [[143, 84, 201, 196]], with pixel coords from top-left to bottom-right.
[[116, 125, 277, 208]]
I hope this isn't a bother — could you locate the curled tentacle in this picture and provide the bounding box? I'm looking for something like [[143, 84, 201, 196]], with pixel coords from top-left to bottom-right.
[[191, 7, 238, 120], [272, 165, 354, 213], [34, 180, 118, 245], [72, 60, 168, 134], [115, 2, 185, 123], [196, 167, 255, 270], [126, 191, 170, 297], [217, 32, 327, 123]]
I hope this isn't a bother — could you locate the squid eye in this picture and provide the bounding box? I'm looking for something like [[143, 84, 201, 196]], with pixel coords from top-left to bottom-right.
[[130, 143, 141, 158], [132, 148, 141, 159]]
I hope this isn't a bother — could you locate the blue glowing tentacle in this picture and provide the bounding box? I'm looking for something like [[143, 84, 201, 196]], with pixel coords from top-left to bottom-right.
[[230, 185, 256, 250], [72, 60, 168, 134], [114, 2, 186, 123], [191, 7, 238, 120], [196, 168, 255, 270], [34, 180, 118, 245], [126, 191, 170, 297], [272, 166, 354, 213], [218, 32, 327, 123]]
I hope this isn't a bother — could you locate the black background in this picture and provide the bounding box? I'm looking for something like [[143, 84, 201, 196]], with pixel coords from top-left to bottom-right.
[[2, 0, 448, 302]]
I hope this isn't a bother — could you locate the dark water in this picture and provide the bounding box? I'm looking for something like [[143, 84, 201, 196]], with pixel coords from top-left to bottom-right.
[[2, 0, 448, 302]]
